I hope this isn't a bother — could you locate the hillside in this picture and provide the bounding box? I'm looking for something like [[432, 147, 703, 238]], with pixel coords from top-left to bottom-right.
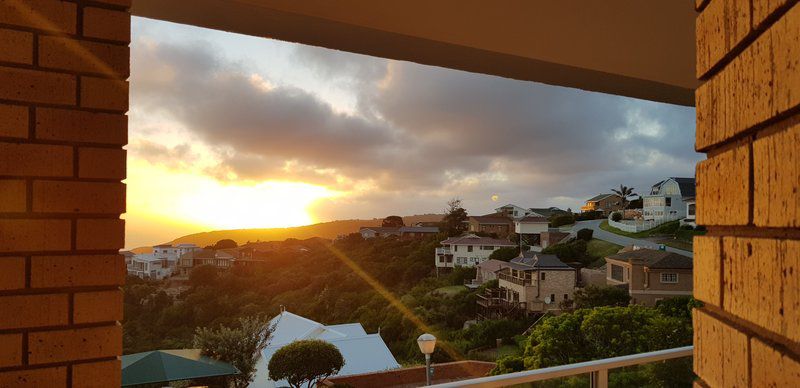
[[158, 214, 444, 248]]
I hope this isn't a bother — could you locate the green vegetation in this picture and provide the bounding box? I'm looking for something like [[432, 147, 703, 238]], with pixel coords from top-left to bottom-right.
[[193, 316, 273, 388], [600, 220, 706, 250], [442, 198, 469, 236], [572, 285, 630, 309], [488, 246, 519, 262], [549, 214, 576, 228], [576, 228, 593, 241], [268, 339, 344, 388], [585, 239, 623, 266], [432, 285, 468, 297], [542, 238, 620, 267]]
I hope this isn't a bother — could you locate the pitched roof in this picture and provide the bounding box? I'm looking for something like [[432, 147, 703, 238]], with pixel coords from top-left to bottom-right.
[[398, 226, 440, 233], [476, 259, 511, 273], [440, 234, 516, 246], [121, 349, 239, 387], [586, 193, 617, 202], [359, 226, 401, 233], [527, 207, 565, 217], [606, 248, 692, 269], [517, 216, 549, 223], [469, 213, 513, 224], [672, 177, 696, 197], [510, 253, 571, 269]]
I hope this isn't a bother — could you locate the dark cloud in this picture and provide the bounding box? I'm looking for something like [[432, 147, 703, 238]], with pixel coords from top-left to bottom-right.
[[130, 38, 699, 216]]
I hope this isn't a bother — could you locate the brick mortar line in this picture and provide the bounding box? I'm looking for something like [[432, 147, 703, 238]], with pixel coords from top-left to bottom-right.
[[0, 321, 120, 337], [696, 0, 799, 81], [0, 213, 125, 219], [705, 226, 800, 240], [0, 355, 119, 374], [71, 0, 131, 12], [0, 98, 128, 115], [0, 285, 122, 298], [0, 176, 125, 183], [0, 59, 130, 80], [0, 250, 122, 257], [699, 305, 800, 361], [701, 102, 800, 156], [0, 137, 128, 149], [0, 22, 131, 45]]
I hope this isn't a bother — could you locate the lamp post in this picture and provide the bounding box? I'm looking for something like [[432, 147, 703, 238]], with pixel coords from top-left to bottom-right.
[[417, 333, 437, 386]]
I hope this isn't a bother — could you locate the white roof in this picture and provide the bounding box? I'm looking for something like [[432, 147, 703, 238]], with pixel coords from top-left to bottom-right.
[[250, 311, 399, 388]]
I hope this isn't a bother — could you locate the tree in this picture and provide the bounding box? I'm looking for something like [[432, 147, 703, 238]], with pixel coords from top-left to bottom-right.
[[576, 228, 593, 241], [488, 247, 519, 262], [381, 215, 405, 228], [572, 285, 630, 308], [611, 185, 637, 209], [193, 316, 274, 388], [214, 239, 238, 249], [611, 212, 623, 222], [442, 198, 468, 236], [268, 339, 345, 388]]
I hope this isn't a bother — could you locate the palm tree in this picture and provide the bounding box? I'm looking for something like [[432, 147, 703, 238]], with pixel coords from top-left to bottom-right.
[[611, 185, 637, 209]]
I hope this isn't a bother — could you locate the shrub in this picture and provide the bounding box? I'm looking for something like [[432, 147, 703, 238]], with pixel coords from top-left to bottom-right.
[[576, 228, 593, 241], [680, 224, 694, 230], [193, 316, 274, 388], [550, 214, 576, 228], [268, 339, 345, 388], [573, 285, 630, 308], [611, 212, 623, 222], [488, 247, 519, 262]]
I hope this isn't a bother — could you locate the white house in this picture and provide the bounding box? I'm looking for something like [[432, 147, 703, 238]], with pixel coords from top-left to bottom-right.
[[681, 197, 696, 227], [250, 310, 400, 388], [642, 177, 695, 222], [126, 254, 172, 280], [495, 204, 539, 220], [151, 243, 200, 269], [514, 216, 550, 250], [359, 227, 401, 239], [435, 234, 516, 271]]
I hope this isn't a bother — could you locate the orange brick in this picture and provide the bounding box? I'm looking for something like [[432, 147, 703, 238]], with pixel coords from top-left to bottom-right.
[[39, 36, 129, 77], [754, 118, 800, 227], [32, 181, 126, 214], [36, 107, 127, 145], [0, 0, 77, 33], [0, 294, 68, 330], [0, 28, 33, 64], [0, 142, 73, 177], [79, 147, 126, 179], [783, 240, 800, 343], [696, 144, 750, 225], [0, 103, 28, 138], [0, 66, 75, 105], [696, 0, 751, 78], [0, 257, 25, 291], [693, 309, 749, 387], [0, 366, 67, 388], [30, 255, 124, 288], [723, 237, 798, 339], [0, 219, 71, 252], [73, 359, 121, 388], [28, 324, 121, 364], [751, 337, 800, 386], [696, 3, 800, 149], [80, 76, 128, 111], [0, 334, 22, 368], [0, 179, 26, 212], [76, 218, 125, 250], [74, 290, 123, 324], [95, 0, 132, 7], [754, 0, 794, 29], [694, 235, 721, 307], [83, 7, 130, 43]]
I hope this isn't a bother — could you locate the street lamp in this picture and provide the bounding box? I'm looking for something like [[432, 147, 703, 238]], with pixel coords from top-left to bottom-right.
[[417, 333, 437, 386]]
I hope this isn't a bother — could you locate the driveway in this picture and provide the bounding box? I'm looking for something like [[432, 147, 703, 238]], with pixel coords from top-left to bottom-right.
[[572, 219, 693, 258]]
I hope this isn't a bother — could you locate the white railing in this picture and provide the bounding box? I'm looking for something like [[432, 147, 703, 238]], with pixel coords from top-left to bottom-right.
[[435, 247, 452, 255], [607, 213, 682, 233], [427, 345, 693, 388]]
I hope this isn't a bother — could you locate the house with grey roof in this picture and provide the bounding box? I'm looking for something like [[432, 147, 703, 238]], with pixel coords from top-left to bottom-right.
[[478, 252, 577, 318], [581, 193, 623, 215], [435, 234, 516, 273], [360, 226, 440, 239], [604, 247, 693, 306], [642, 177, 696, 222]]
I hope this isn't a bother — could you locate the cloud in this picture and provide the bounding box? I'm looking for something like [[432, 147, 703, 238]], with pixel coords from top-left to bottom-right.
[[130, 35, 699, 217]]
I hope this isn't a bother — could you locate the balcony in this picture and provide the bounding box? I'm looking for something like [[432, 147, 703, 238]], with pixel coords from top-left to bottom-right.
[[435, 247, 451, 255], [428, 345, 693, 387], [498, 272, 532, 286]]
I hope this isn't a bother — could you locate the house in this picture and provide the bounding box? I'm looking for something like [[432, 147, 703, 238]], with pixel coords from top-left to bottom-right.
[[540, 230, 570, 249], [495, 204, 565, 220], [250, 310, 400, 388], [127, 254, 172, 280], [359, 226, 402, 239], [466, 259, 511, 288], [527, 207, 567, 218], [478, 252, 577, 318], [604, 248, 693, 306], [581, 193, 623, 215], [467, 213, 514, 237], [681, 197, 696, 227], [514, 216, 550, 250], [178, 249, 235, 275], [435, 234, 516, 272], [642, 177, 695, 222], [398, 226, 440, 239]]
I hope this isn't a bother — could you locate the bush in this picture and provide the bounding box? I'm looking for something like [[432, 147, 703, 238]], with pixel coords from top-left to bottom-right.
[[488, 247, 519, 262], [576, 228, 593, 241], [573, 285, 630, 308], [543, 239, 587, 262], [611, 212, 623, 222], [575, 211, 603, 221], [549, 214, 576, 228], [680, 224, 694, 230], [268, 339, 345, 388]]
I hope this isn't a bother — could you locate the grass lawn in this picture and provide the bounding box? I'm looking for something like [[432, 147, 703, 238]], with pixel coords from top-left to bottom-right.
[[432, 285, 468, 297], [600, 220, 706, 249], [585, 239, 622, 268], [470, 344, 521, 361]]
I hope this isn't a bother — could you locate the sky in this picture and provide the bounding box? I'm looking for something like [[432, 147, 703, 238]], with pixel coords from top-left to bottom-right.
[[124, 17, 700, 248]]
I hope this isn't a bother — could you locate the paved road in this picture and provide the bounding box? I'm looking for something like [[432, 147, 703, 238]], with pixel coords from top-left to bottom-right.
[[572, 219, 693, 258]]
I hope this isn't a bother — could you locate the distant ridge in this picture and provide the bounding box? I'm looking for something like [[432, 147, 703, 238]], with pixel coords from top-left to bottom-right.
[[133, 214, 443, 250]]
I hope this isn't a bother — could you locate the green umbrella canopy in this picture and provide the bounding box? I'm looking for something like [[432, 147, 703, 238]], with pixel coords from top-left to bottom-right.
[[122, 349, 239, 386]]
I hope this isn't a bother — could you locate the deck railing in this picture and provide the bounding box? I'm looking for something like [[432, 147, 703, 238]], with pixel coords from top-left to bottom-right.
[[426, 345, 693, 388], [497, 272, 531, 286]]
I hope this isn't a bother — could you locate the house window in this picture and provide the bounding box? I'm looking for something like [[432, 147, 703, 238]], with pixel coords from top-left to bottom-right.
[[550, 294, 555, 303], [564, 294, 569, 300], [660, 273, 678, 283], [446, 256, 452, 263], [611, 264, 624, 282], [540, 272, 546, 280], [454, 245, 458, 252], [468, 245, 473, 252], [665, 197, 672, 206]]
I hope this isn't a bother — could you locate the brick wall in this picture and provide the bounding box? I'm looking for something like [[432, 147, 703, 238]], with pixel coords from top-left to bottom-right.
[[0, 0, 129, 387], [694, 0, 800, 386]]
